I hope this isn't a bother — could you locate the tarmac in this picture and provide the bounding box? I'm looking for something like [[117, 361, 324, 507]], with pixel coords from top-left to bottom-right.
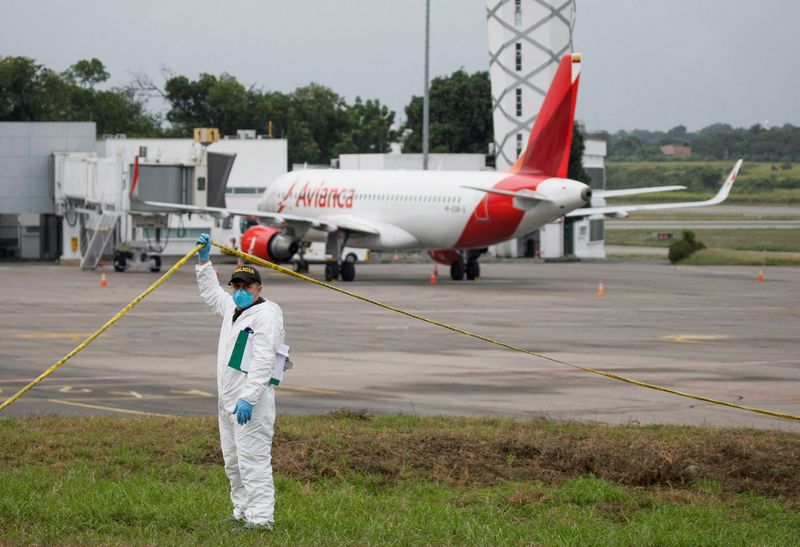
[[1, 259, 798, 431]]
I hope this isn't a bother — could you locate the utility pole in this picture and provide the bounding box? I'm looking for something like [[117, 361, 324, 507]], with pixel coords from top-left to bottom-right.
[[422, 0, 431, 170]]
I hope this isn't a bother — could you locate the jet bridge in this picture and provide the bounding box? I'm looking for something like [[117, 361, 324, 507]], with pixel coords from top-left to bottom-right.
[[54, 129, 238, 271]]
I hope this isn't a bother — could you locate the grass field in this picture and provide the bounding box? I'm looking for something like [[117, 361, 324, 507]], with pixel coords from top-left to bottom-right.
[[605, 228, 800, 265], [625, 213, 800, 221], [2, 414, 799, 545], [605, 228, 800, 253], [681, 248, 800, 266], [608, 189, 800, 204], [606, 161, 800, 204], [608, 161, 800, 182]]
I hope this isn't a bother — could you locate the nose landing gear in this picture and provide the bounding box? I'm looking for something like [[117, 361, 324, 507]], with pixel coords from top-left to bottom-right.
[[324, 262, 340, 282]]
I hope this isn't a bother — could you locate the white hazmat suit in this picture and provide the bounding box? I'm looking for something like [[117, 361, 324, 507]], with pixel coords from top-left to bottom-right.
[[196, 261, 285, 526]]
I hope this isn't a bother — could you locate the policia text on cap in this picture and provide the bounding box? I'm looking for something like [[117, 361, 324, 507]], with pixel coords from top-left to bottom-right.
[[195, 233, 285, 531]]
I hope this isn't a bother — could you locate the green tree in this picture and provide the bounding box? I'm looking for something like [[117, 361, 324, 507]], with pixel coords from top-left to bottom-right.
[[287, 83, 350, 165], [665, 124, 689, 142], [164, 72, 261, 135], [568, 121, 590, 183], [63, 59, 159, 136], [162, 73, 387, 167], [63, 58, 109, 89], [332, 97, 396, 157], [0, 56, 71, 120], [69, 86, 160, 136], [402, 70, 492, 155], [164, 73, 224, 133], [0, 56, 160, 136]]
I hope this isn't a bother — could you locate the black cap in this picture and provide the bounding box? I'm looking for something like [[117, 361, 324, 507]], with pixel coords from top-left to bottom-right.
[[229, 265, 261, 285]]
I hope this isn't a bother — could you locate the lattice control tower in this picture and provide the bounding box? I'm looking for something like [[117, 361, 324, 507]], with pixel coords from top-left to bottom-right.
[[486, 0, 576, 170]]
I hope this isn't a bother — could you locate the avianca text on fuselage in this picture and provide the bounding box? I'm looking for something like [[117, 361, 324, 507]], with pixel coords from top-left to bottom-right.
[[290, 181, 356, 210]]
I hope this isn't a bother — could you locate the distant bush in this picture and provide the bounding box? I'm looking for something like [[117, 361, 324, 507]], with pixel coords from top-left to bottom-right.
[[669, 240, 694, 263], [669, 231, 706, 263]]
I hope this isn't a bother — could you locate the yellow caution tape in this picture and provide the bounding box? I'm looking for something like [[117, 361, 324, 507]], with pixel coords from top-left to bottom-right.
[[212, 242, 800, 422], [3, 240, 797, 423], [0, 244, 203, 412]]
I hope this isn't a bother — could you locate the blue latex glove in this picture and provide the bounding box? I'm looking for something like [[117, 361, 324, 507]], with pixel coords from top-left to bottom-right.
[[196, 233, 211, 260], [233, 399, 253, 425]]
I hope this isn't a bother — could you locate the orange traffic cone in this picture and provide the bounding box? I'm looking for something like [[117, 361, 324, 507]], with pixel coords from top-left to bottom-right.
[[430, 271, 437, 285], [757, 270, 764, 282], [597, 282, 605, 296], [100, 273, 108, 288]]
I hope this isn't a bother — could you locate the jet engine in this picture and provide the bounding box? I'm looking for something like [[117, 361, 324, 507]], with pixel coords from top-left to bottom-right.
[[241, 225, 299, 263]]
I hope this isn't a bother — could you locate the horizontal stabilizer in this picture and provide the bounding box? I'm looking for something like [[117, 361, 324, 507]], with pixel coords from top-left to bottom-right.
[[461, 185, 552, 202]]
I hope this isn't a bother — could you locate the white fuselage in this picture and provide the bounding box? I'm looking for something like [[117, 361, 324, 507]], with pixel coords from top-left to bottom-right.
[[258, 169, 589, 250]]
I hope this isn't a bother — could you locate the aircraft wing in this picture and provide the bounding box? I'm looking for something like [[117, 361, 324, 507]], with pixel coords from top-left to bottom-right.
[[134, 198, 339, 232], [566, 159, 742, 218], [596, 185, 686, 198], [136, 198, 382, 237], [317, 214, 381, 235]]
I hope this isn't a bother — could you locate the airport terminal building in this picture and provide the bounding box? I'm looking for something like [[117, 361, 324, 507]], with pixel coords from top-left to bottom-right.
[[0, 122, 287, 267]]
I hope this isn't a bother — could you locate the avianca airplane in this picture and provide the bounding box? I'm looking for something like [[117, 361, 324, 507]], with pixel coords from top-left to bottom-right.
[[138, 54, 741, 282]]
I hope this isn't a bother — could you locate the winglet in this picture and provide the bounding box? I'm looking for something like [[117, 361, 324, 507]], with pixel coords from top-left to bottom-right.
[[708, 158, 743, 205]]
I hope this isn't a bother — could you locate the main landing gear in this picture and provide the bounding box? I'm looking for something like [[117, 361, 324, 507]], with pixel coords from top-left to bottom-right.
[[323, 232, 356, 282], [449, 249, 485, 281], [324, 261, 355, 282]]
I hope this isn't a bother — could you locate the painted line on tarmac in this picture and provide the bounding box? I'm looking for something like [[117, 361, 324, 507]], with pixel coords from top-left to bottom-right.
[[0, 375, 141, 385], [660, 334, 729, 344], [18, 394, 209, 403], [11, 332, 99, 343], [109, 390, 144, 399], [169, 389, 214, 397], [45, 398, 175, 417], [57, 386, 92, 393], [279, 385, 340, 396]]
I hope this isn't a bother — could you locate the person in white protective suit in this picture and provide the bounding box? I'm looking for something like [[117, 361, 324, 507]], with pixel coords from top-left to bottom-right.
[[195, 233, 285, 530]]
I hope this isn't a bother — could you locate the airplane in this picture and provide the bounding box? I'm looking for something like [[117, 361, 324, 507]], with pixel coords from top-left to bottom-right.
[[135, 53, 741, 282]]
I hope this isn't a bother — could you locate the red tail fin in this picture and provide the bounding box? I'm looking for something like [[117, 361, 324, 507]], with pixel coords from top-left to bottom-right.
[[509, 54, 581, 177]]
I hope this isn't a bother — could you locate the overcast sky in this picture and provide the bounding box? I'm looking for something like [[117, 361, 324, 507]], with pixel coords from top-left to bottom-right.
[[2, 0, 797, 132]]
